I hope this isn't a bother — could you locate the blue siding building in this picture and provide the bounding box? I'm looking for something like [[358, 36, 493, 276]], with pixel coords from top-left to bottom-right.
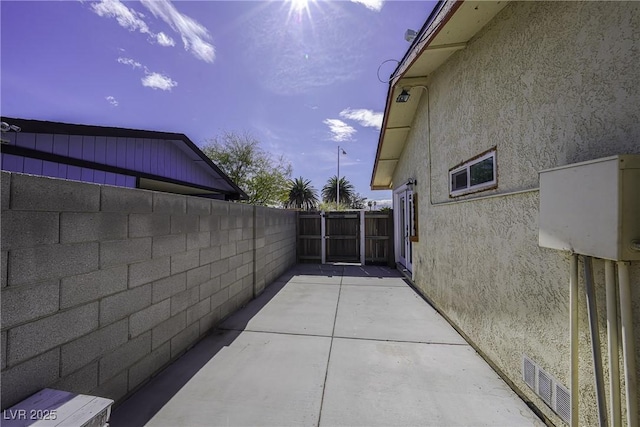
[[0, 117, 246, 200]]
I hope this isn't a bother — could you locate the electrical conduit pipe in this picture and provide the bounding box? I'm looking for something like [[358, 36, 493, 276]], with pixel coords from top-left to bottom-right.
[[618, 261, 638, 427]]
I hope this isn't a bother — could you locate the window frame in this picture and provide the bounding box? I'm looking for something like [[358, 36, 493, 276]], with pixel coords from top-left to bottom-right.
[[448, 147, 497, 197]]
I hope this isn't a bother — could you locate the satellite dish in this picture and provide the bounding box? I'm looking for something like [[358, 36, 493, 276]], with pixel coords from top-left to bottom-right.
[[404, 29, 417, 42]]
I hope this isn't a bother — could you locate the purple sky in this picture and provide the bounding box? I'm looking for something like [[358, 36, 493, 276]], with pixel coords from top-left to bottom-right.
[[1, 0, 435, 205]]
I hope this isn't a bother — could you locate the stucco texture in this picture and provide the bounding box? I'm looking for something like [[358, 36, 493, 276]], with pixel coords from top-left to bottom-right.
[[392, 2, 640, 426]]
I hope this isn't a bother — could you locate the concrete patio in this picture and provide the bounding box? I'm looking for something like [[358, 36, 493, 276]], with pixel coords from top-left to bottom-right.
[[111, 264, 544, 427]]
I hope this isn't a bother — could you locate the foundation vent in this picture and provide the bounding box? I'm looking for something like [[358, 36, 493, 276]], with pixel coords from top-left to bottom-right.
[[522, 355, 571, 424], [555, 383, 571, 424]]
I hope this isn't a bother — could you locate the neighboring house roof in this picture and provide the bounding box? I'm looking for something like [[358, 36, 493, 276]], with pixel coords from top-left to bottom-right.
[[370, 0, 509, 190], [0, 117, 248, 200]]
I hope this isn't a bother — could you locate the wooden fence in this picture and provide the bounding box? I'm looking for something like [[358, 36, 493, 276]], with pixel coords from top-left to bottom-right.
[[297, 211, 394, 265]]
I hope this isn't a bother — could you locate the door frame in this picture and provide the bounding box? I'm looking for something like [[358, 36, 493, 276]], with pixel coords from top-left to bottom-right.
[[394, 184, 413, 272]]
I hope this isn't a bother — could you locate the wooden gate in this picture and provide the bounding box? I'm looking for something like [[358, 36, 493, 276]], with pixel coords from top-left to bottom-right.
[[297, 211, 393, 265]]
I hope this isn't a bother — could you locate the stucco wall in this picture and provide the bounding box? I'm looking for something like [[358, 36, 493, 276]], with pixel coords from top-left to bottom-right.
[[393, 2, 640, 426], [0, 172, 296, 409]]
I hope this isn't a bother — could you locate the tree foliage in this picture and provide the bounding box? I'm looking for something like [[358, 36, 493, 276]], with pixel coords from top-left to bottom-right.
[[285, 177, 319, 211], [322, 176, 355, 205], [202, 131, 292, 206]]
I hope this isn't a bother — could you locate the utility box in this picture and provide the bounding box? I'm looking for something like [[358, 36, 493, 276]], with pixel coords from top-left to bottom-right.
[[539, 155, 640, 261]]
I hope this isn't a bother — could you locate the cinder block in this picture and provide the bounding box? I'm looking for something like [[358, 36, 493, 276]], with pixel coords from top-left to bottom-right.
[[236, 264, 250, 280], [60, 266, 127, 309], [9, 243, 99, 286], [101, 185, 152, 213], [220, 242, 236, 259], [1, 250, 7, 288], [220, 270, 237, 288], [152, 273, 186, 303], [128, 341, 170, 390], [100, 237, 151, 268], [171, 214, 199, 234], [228, 254, 243, 270], [170, 286, 199, 316], [199, 277, 221, 300], [171, 250, 200, 274], [153, 192, 186, 215], [55, 362, 98, 395], [151, 312, 186, 349], [228, 228, 243, 241], [187, 197, 211, 215], [211, 229, 229, 246], [100, 332, 151, 384], [236, 239, 251, 254], [1, 280, 59, 329], [186, 265, 210, 289], [210, 200, 229, 216], [100, 285, 151, 326], [199, 215, 220, 232], [60, 318, 128, 376], [199, 246, 221, 266], [210, 258, 229, 278], [199, 308, 221, 335], [187, 231, 210, 251], [129, 257, 171, 288], [11, 173, 99, 212], [8, 303, 98, 365], [242, 227, 254, 240], [228, 280, 243, 298], [170, 323, 199, 358], [186, 298, 210, 326], [152, 234, 186, 258], [1, 211, 59, 250], [219, 298, 238, 320], [129, 213, 170, 238], [130, 299, 171, 337], [92, 371, 128, 403], [1, 348, 60, 409], [210, 287, 229, 311], [60, 212, 127, 244], [1, 330, 7, 370], [242, 252, 253, 265], [1, 171, 10, 210]]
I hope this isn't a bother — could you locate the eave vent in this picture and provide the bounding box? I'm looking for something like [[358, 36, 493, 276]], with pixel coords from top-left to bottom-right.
[[522, 354, 571, 423]]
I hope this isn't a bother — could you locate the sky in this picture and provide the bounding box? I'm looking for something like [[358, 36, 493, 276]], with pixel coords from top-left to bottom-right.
[[1, 0, 435, 206]]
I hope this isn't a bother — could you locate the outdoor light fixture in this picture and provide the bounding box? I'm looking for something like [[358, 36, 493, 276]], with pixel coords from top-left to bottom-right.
[[396, 88, 411, 103], [406, 178, 416, 189]]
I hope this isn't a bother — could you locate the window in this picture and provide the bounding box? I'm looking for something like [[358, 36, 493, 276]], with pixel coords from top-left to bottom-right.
[[449, 148, 497, 197]]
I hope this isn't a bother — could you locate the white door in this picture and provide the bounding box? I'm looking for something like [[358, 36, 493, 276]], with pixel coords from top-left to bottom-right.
[[395, 187, 413, 272]]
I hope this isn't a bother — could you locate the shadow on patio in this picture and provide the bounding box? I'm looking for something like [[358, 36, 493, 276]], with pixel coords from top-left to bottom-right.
[[110, 264, 543, 427]]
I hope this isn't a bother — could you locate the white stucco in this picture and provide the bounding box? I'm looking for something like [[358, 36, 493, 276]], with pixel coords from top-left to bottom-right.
[[392, 2, 640, 425]]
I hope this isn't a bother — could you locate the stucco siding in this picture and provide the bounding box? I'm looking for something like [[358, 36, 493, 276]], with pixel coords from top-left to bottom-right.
[[393, 2, 640, 426]]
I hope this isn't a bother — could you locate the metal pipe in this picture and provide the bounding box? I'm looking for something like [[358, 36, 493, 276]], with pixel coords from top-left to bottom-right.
[[584, 256, 608, 427], [618, 261, 638, 427], [605, 260, 621, 427], [570, 253, 579, 427]]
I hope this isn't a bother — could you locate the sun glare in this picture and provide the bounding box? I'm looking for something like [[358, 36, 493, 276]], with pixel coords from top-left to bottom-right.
[[285, 0, 316, 21]]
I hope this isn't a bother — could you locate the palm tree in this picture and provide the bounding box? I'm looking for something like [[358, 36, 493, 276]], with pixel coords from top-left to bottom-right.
[[285, 177, 319, 210], [322, 176, 355, 205]]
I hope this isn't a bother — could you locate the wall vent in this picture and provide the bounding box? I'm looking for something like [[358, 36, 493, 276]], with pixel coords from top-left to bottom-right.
[[522, 355, 571, 424], [555, 383, 571, 424]]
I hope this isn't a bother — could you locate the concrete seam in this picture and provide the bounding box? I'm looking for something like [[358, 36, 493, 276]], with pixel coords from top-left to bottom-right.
[[316, 270, 343, 427]]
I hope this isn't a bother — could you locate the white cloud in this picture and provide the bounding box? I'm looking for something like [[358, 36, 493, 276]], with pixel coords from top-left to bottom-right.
[[350, 0, 384, 12], [140, 0, 215, 63], [117, 57, 142, 69], [324, 119, 356, 142], [141, 72, 178, 91], [339, 108, 383, 130], [91, 0, 150, 34], [156, 32, 175, 47], [105, 96, 119, 107]]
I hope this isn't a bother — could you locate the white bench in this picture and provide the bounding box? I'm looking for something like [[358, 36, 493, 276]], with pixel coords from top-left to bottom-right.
[[2, 389, 113, 427]]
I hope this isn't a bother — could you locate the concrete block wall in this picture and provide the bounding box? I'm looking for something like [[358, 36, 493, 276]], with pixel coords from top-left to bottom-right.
[[0, 172, 297, 409]]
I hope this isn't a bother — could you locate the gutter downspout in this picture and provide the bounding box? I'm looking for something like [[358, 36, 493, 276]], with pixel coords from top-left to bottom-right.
[[618, 261, 638, 427], [570, 253, 579, 427], [605, 260, 621, 427]]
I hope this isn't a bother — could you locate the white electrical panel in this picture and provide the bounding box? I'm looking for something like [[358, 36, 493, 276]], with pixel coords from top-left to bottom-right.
[[539, 155, 640, 261]]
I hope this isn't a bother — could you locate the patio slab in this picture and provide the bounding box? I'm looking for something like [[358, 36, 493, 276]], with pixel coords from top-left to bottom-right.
[[219, 282, 339, 336], [319, 338, 542, 427], [333, 285, 467, 344], [340, 276, 409, 287], [142, 330, 331, 427]]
